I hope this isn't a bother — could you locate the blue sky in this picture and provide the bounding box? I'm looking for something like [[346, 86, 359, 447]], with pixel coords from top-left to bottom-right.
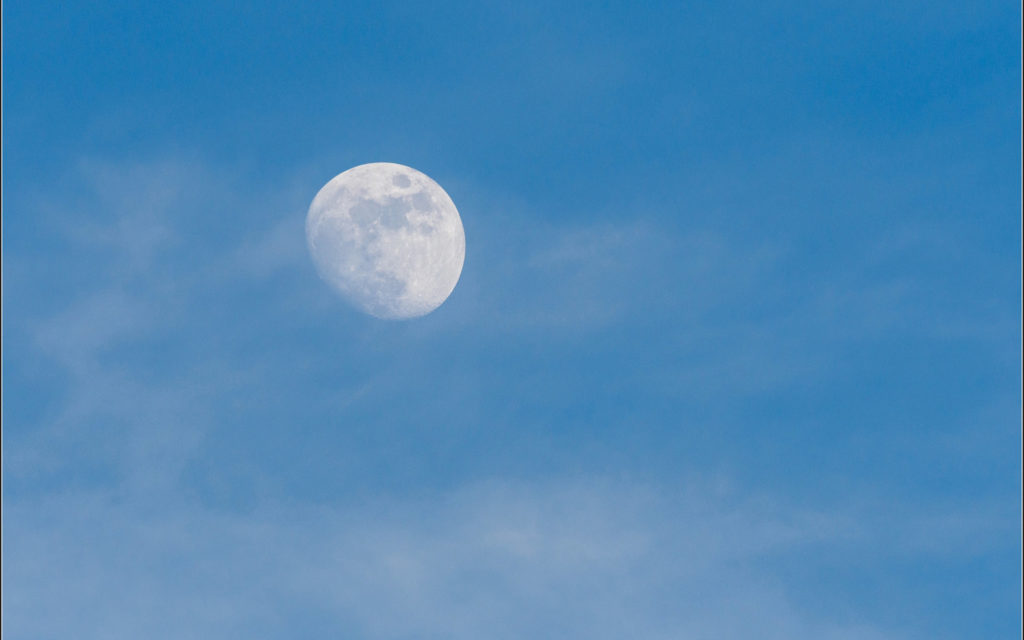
[[2, 1, 1021, 638]]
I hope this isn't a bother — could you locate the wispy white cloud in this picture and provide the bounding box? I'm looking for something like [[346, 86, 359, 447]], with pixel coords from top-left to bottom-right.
[[13, 476, 1001, 639], [7, 471, 1013, 639]]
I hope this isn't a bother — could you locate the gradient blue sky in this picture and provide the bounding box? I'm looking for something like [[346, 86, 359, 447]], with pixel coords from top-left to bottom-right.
[[2, 1, 1021, 638]]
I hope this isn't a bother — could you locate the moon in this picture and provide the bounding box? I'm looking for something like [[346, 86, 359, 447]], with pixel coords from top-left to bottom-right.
[[306, 163, 466, 319]]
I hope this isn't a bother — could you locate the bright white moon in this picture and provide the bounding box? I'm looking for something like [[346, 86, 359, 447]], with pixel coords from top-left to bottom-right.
[[306, 163, 466, 319]]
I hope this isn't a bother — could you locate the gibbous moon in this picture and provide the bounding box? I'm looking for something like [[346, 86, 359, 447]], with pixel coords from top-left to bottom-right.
[[306, 163, 465, 319]]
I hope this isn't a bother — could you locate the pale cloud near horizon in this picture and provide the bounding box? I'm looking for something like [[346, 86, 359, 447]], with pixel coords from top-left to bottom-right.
[[8, 474, 1010, 640], [0, 475, 983, 638]]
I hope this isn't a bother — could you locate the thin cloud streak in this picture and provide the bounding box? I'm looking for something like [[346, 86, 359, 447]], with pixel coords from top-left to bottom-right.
[[9, 476, 1006, 640]]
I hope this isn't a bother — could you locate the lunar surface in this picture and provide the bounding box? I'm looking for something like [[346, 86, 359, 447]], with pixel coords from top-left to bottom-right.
[[306, 163, 466, 319]]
